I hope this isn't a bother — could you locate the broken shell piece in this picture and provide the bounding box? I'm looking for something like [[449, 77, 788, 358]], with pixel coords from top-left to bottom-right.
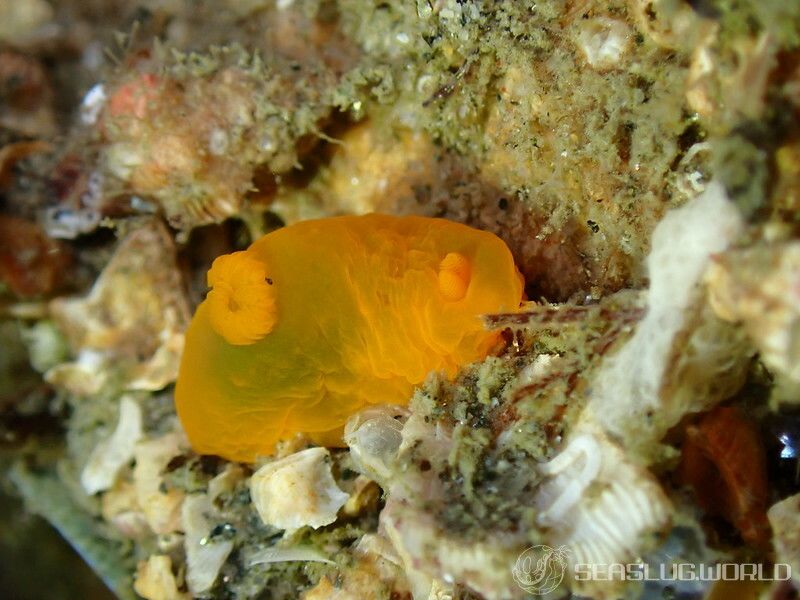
[[628, 0, 705, 50], [134, 554, 188, 600], [248, 546, 335, 566], [80, 395, 143, 495], [208, 463, 245, 501], [381, 495, 520, 599], [47, 221, 190, 394], [101, 480, 149, 539], [45, 349, 106, 396], [575, 18, 632, 71], [250, 447, 348, 530], [133, 431, 186, 535], [182, 493, 235, 595], [768, 494, 800, 585], [342, 476, 381, 517], [706, 241, 800, 383], [373, 412, 528, 599]]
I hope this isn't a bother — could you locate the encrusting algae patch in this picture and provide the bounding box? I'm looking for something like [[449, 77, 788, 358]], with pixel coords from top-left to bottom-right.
[[176, 214, 524, 462]]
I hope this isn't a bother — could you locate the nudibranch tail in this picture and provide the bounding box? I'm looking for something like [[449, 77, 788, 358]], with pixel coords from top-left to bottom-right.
[[206, 251, 277, 345]]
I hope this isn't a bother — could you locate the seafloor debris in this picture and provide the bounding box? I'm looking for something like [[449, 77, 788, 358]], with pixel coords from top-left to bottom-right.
[[769, 494, 800, 585], [680, 406, 771, 549], [81, 395, 143, 495], [1, 1, 800, 600], [587, 181, 751, 455], [250, 447, 348, 531], [706, 240, 800, 384], [0, 213, 71, 298], [46, 220, 189, 395], [133, 554, 189, 600]]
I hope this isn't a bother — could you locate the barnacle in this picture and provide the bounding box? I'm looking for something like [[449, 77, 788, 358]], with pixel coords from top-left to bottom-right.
[[344, 405, 408, 483], [176, 214, 523, 462]]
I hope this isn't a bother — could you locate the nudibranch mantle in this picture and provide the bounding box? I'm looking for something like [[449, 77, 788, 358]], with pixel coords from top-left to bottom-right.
[[176, 214, 523, 462]]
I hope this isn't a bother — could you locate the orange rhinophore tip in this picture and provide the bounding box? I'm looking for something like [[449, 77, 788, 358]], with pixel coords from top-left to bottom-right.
[[206, 251, 277, 346], [175, 214, 524, 462]]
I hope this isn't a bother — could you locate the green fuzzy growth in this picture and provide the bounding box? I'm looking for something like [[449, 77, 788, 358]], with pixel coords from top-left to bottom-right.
[[714, 0, 800, 48]]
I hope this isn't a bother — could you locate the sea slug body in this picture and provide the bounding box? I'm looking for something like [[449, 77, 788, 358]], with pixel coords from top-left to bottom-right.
[[176, 214, 524, 462]]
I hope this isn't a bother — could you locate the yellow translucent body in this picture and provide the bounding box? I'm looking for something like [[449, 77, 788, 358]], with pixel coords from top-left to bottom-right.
[[175, 215, 524, 462]]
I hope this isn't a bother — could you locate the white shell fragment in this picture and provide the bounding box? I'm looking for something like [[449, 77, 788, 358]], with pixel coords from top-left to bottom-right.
[[134, 554, 188, 600], [380, 494, 519, 599], [374, 412, 526, 600], [101, 480, 149, 539], [80, 395, 143, 495], [575, 18, 632, 71], [250, 447, 348, 530], [182, 493, 235, 595], [133, 431, 186, 535], [768, 494, 800, 585], [248, 546, 335, 566]]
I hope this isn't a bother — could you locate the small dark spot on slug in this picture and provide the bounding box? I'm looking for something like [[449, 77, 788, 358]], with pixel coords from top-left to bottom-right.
[[266, 278, 273, 285]]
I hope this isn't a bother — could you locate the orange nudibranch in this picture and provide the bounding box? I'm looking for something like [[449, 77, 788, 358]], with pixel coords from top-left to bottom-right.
[[175, 214, 524, 462]]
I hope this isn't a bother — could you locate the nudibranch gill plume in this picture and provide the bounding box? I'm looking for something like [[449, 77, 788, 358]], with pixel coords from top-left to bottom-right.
[[176, 214, 524, 462]]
